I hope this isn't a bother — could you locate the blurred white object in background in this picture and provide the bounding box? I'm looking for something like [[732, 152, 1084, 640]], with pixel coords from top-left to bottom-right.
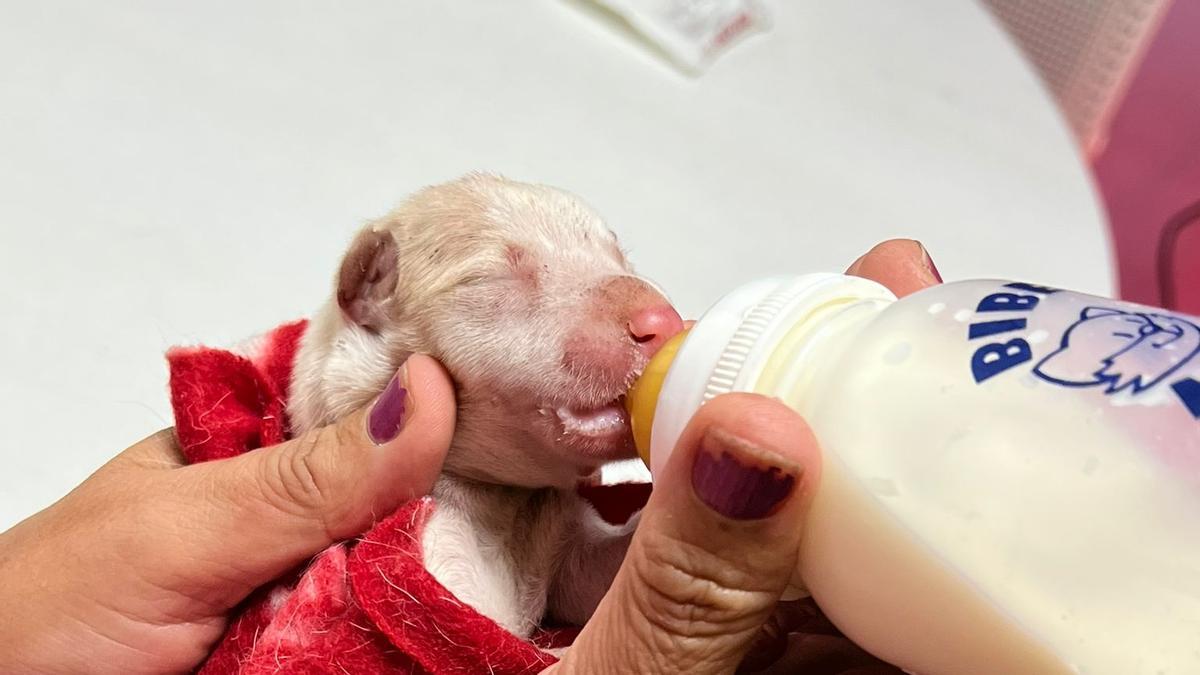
[[572, 0, 770, 74], [980, 0, 1170, 155]]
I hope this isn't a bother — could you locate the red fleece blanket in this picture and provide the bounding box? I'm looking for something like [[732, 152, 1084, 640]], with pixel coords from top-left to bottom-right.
[[169, 321, 657, 674]]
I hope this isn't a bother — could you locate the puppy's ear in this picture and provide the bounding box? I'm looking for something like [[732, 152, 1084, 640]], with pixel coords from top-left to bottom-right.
[[337, 229, 399, 332]]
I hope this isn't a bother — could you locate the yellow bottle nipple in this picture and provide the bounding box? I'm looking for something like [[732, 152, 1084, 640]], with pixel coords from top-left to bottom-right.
[[625, 329, 689, 467]]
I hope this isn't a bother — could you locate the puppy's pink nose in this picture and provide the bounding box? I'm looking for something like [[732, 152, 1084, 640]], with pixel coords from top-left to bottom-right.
[[628, 304, 685, 356]]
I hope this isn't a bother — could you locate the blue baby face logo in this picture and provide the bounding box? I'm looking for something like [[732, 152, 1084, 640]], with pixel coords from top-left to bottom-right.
[[1033, 307, 1200, 395], [965, 283, 1200, 419]]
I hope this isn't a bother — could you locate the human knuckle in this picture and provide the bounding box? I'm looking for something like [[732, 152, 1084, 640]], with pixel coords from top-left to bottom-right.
[[260, 428, 336, 517], [629, 532, 777, 643]]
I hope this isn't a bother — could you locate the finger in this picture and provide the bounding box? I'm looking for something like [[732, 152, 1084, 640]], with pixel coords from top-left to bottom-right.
[[552, 394, 819, 675], [752, 633, 900, 675], [113, 428, 187, 470], [737, 599, 837, 673], [736, 605, 791, 673], [845, 239, 941, 298], [164, 353, 456, 599]]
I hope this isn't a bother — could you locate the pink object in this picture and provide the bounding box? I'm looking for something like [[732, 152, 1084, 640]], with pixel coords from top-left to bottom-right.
[[627, 304, 685, 352], [981, 0, 1170, 156], [1093, 0, 1200, 309], [1158, 203, 1200, 315]]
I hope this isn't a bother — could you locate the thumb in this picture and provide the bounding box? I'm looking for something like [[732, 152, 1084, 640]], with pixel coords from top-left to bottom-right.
[[845, 239, 941, 298], [175, 353, 456, 598], [552, 393, 819, 674]]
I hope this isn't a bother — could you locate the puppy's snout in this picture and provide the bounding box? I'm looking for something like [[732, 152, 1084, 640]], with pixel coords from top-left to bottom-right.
[[627, 304, 684, 357], [594, 275, 683, 355], [561, 276, 684, 386]]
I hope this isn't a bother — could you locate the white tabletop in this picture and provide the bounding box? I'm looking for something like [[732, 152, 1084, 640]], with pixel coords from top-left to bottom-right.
[[0, 1, 1111, 529]]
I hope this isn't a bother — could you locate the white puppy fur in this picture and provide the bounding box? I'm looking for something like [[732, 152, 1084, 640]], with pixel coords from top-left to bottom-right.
[[288, 174, 678, 637]]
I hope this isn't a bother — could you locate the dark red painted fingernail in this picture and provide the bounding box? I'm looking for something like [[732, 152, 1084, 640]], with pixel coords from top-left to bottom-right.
[[691, 427, 797, 520], [367, 365, 409, 445], [919, 242, 943, 284]]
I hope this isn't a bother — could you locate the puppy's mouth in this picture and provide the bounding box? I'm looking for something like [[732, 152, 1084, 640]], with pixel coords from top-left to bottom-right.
[[540, 395, 636, 461], [554, 399, 629, 439]]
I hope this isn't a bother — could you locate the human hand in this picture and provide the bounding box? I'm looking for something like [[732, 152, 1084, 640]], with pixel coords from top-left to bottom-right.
[[846, 238, 942, 297], [547, 240, 941, 674], [0, 355, 456, 674]]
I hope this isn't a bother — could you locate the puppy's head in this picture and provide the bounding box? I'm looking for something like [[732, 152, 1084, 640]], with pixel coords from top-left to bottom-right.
[[294, 174, 682, 487]]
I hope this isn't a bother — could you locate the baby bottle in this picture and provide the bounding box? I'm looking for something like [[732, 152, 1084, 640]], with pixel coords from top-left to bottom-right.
[[625, 273, 1200, 675]]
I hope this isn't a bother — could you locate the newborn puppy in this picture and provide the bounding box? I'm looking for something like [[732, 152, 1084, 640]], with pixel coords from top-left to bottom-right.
[[289, 174, 683, 637]]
